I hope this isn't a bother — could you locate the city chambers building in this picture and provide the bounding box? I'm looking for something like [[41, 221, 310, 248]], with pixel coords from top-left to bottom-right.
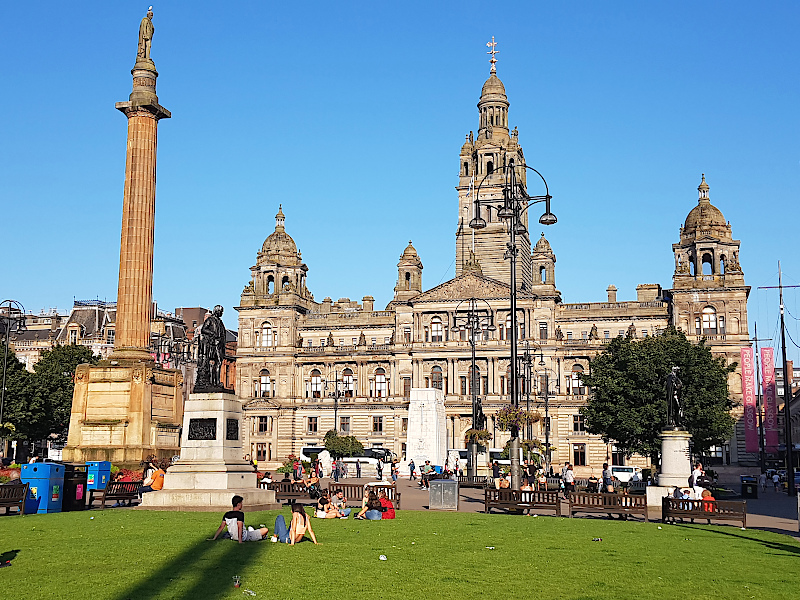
[[236, 64, 751, 474]]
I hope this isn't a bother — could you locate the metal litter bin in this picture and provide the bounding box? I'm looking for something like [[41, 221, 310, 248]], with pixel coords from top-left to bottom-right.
[[741, 475, 758, 499], [86, 460, 112, 491], [21, 462, 64, 514], [429, 478, 459, 511], [62, 463, 89, 511]]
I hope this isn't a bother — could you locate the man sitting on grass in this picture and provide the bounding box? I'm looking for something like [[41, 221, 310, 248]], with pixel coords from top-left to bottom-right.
[[331, 490, 351, 518], [209, 495, 269, 543]]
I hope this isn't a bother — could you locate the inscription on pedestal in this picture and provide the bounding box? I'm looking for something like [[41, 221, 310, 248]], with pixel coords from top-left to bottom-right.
[[188, 418, 217, 440], [226, 418, 239, 441]]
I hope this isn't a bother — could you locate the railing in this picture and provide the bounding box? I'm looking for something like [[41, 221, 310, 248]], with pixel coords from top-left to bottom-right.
[[298, 344, 394, 353], [306, 311, 394, 320]]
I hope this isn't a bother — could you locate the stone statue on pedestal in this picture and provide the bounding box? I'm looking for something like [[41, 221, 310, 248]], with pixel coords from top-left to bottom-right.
[[194, 305, 227, 392], [137, 8, 155, 61], [665, 366, 683, 428]]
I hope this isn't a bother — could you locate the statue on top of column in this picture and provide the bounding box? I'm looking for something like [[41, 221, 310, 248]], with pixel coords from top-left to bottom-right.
[[664, 366, 684, 429], [194, 305, 227, 392], [137, 7, 155, 61]]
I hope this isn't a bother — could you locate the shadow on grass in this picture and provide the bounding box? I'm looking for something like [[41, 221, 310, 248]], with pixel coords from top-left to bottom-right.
[[674, 523, 800, 557], [113, 535, 264, 600], [1, 549, 20, 563]]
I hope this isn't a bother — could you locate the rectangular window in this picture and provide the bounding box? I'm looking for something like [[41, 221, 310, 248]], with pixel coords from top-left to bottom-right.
[[403, 377, 411, 399], [403, 327, 411, 343], [618, 330, 625, 337], [69, 330, 77, 344], [372, 416, 383, 433], [258, 416, 271, 434], [566, 331, 573, 340], [573, 444, 587, 467], [371, 337, 377, 346], [307, 416, 318, 434], [339, 339, 345, 346], [460, 376, 467, 395], [256, 443, 267, 462], [539, 322, 548, 340], [581, 331, 588, 340], [611, 447, 626, 466], [320, 338, 326, 347], [384, 337, 391, 345], [424, 327, 429, 342], [339, 416, 350, 433], [307, 339, 312, 347], [482, 376, 488, 396], [500, 376, 506, 395], [718, 316, 725, 335], [106, 329, 115, 344], [604, 330, 610, 339], [573, 414, 586, 433], [352, 338, 358, 345], [641, 330, 648, 338], [402, 418, 408, 433]]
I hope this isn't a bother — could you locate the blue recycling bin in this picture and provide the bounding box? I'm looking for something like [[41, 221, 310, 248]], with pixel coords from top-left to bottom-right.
[[21, 462, 65, 514], [86, 461, 112, 491]]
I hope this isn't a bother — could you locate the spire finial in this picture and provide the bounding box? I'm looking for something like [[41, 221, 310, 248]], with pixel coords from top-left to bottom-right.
[[698, 173, 710, 201], [486, 36, 498, 73]]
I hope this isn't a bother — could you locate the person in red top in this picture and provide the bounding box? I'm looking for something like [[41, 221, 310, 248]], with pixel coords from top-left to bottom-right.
[[378, 490, 395, 519], [701, 489, 716, 512]]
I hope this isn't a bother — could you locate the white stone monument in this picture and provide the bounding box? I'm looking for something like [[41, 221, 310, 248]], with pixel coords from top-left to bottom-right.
[[140, 392, 276, 510], [406, 388, 447, 467], [645, 428, 693, 507]]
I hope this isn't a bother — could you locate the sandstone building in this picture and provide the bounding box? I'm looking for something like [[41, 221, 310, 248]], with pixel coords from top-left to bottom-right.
[[236, 64, 752, 473]]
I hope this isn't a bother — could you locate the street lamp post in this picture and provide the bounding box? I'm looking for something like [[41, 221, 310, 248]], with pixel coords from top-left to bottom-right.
[[470, 161, 556, 489], [452, 297, 496, 476], [1, 299, 27, 458], [325, 371, 343, 433]]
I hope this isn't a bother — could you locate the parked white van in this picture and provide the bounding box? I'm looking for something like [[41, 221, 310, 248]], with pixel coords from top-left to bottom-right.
[[610, 465, 642, 483]]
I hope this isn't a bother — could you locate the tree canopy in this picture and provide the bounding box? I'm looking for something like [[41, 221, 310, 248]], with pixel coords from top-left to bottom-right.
[[4, 344, 98, 442], [323, 429, 364, 458], [579, 327, 736, 459]]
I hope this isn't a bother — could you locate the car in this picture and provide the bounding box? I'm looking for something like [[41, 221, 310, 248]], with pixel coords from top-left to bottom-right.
[[610, 465, 642, 483]]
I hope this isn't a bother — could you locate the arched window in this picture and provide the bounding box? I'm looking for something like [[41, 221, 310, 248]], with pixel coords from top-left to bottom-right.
[[374, 368, 387, 398], [343, 368, 354, 398], [310, 369, 322, 398], [702, 253, 713, 276], [431, 317, 443, 342], [540, 266, 547, 283], [463, 162, 469, 176], [698, 306, 718, 335], [267, 275, 274, 295], [405, 272, 411, 290], [431, 365, 443, 390], [570, 364, 585, 395], [487, 160, 494, 175], [261, 322, 274, 347], [281, 275, 290, 289], [720, 255, 726, 274], [259, 369, 271, 397]]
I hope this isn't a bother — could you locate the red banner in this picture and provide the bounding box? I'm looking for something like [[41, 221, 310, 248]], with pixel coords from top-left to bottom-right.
[[761, 347, 779, 452], [741, 348, 758, 453]]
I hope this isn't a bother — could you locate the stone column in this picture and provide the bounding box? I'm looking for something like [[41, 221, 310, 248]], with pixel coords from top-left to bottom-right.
[[111, 50, 170, 361]]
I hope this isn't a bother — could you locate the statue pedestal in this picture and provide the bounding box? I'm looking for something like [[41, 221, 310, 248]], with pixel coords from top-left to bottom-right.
[[658, 428, 692, 488], [140, 392, 276, 511]]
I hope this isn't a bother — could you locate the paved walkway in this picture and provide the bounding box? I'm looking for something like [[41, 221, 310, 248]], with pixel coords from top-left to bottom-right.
[[321, 476, 800, 537]]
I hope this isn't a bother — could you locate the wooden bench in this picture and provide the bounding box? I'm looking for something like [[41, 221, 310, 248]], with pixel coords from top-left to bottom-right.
[[568, 492, 648, 522], [0, 483, 29, 515], [457, 475, 488, 488], [364, 483, 401, 509], [484, 489, 562, 516], [628, 481, 647, 495], [265, 481, 312, 505], [662, 497, 746, 528], [89, 481, 142, 509]]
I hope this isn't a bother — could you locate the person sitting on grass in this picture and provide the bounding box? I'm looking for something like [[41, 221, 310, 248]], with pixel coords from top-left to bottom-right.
[[209, 495, 269, 543], [315, 492, 342, 519], [331, 490, 351, 518], [355, 491, 383, 520], [274, 503, 319, 545], [701, 489, 716, 512], [378, 490, 395, 519]]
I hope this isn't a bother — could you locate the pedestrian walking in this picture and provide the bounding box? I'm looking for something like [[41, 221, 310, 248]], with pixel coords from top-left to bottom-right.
[[377, 459, 383, 480], [759, 472, 767, 492], [409, 459, 416, 480], [772, 472, 780, 491], [355, 459, 361, 478]]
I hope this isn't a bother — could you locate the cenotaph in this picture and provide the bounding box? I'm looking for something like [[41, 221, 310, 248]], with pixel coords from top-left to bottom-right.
[[406, 388, 447, 467]]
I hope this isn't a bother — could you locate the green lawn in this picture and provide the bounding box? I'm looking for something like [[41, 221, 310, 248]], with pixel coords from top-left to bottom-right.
[[1, 508, 798, 599]]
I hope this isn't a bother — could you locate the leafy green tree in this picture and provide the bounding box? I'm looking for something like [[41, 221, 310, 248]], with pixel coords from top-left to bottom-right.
[[1, 347, 33, 439], [580, 327, 736, 460], [323, 429, 364, 458], [5, 344, 98, 442]]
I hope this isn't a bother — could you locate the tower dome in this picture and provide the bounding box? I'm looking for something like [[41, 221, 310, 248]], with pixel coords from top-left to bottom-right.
[[534, 233, 552, 253], [481, 73, 507, 98], [261, 205, 298, 256], [682, 175, 730, 239]]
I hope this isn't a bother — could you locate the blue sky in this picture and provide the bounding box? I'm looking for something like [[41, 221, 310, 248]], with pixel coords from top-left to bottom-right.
[[3, 1, 800, 360]]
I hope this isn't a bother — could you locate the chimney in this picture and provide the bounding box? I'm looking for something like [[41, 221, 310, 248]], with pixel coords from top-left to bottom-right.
[[606, 285, 617, 303], [362, 296, 375, 312], [321, 297, 332, 314]]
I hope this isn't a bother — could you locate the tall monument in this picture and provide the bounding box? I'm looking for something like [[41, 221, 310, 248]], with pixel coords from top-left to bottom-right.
[[64, 9, 183, 465]]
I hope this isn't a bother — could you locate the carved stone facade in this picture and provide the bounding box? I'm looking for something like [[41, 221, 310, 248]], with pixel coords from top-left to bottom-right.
[[238, 66, 752, 473]]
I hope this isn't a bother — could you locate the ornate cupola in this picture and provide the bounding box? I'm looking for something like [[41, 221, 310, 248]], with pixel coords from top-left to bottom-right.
[[394, 240, 423, 303]]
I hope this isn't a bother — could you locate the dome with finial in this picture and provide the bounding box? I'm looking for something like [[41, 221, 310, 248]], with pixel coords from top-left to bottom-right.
[[261, 205, 298, 256], [683, 174, 728, 236], [481, 73, 507, 98], [401, 240, 418, 259], [533, 233, 552, 253]]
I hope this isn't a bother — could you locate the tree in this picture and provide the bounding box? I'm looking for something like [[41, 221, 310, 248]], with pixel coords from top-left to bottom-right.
[[580, 327, 735, 460], [323, 429, 364, 458], [5, 344, 98, 442], [1, 347, 33, 439]]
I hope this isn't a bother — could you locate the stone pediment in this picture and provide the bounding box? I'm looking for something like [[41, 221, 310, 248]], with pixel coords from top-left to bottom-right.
[[412, 273, 512, 302]]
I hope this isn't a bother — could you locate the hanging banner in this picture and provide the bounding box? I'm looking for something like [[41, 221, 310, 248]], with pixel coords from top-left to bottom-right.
[[740, 348, 758, 453], [761, 347, 779, 452]]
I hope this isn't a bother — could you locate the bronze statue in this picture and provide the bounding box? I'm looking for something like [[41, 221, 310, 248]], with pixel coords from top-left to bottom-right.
[[665, 366, 683, 428], [137, 8, 154, 61], [194, 305, 227, 392], [473, 396, 487, 431]]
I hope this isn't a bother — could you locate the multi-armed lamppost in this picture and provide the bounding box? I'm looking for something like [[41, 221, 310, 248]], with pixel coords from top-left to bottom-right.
[[325, 371, 345, 433], [1, 299, 27, 456], [451, 297, 496, 476], [470, 161, 556, 490]]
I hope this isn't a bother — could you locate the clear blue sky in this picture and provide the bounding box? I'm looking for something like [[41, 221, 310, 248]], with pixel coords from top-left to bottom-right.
[[3, 2, 800, 361]]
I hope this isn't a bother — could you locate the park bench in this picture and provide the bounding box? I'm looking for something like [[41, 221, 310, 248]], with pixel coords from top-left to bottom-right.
[[88, 481, 142, 509], [568, 492, 648, 522], [628, 481, 647, 495], [484, 488, 562, 516], [0, 483, 29, 515], [661, 497, 746, 528], [266, 481, 312, 504], [324, 482, 402, 510], [457, 475, 488, 488]]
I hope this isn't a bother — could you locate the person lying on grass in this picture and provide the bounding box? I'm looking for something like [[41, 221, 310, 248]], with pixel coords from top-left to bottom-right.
[[209, 495, 269, 543], [274, 503, 319, 545]]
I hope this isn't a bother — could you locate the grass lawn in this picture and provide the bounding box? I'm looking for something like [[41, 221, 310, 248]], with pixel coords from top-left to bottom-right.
[[1, 508, 798, 600]]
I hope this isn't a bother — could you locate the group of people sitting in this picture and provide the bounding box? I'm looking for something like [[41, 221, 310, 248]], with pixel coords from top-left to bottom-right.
[[314, 488, 395, 520]]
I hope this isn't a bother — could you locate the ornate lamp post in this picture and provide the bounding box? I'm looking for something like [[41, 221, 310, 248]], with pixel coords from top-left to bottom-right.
[[470, 162, 556, 489], [451, 297, 496, 476], [1, 300, 27, 456], [325, 371, 345, 433]]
